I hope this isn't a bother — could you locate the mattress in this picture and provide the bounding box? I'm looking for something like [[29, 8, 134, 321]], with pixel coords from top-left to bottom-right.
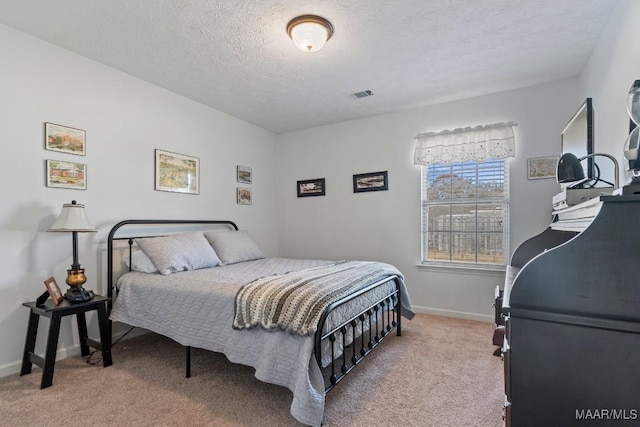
[[109, 257, 414, 426]]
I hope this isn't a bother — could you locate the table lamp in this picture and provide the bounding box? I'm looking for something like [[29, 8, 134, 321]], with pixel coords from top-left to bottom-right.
[[557, 152, 619, 189], [48, 200, 96, 302]]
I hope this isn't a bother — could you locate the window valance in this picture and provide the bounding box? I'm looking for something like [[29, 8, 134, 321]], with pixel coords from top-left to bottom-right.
[[414, 121, 516, 166]]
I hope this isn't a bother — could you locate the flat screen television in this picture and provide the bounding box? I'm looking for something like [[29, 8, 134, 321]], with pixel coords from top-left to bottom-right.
[[561, 98, 594, 181]]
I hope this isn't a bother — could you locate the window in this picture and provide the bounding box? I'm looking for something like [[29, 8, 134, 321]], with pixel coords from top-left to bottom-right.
[[414, 121, 515, 267], [421, 159, 509, 266]]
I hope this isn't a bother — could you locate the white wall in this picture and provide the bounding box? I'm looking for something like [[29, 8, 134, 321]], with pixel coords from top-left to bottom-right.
[[276, 78, 580, 321], [0, 24, 278, 376], [2, 0, 638, 378], [580, 0, 640, 181], [274, 0, 640, 324]]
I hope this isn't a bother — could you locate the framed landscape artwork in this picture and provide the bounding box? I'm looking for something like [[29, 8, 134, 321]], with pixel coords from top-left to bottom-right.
[[155, 149, 200, 194], [237, 187, 252, 205], [527, 156, 559, 180], [45, 122, 86, 156], [297, 178, 325, 197], [46, 159, 87, 190], [353, 171, 388, 193], [237, 165, 252, 184]]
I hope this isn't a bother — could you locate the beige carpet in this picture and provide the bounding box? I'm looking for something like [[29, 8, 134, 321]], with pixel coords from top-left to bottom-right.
[[0, 314, 504, 426]]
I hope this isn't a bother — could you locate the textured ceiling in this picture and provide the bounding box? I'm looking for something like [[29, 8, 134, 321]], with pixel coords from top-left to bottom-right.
[[0, 0, 615, 134]]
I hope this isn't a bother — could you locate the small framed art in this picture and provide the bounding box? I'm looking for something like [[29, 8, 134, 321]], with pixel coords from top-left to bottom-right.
[[45, 122, 86, 156], [527, 156, 559, 180], [237, 187, 252, 205], [237, 165, 252, 184], [297, 178, 325, 197], [44, 276, 64, 305], [155, 149, 200, 194], [353, 171, 388, 193], [46, 159, 87, 190]]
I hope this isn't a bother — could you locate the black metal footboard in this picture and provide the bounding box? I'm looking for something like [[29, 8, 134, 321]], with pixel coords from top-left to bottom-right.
[[315, 275, 401, 392]]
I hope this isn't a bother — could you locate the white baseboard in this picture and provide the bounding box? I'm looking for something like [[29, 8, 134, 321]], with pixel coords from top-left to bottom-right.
[[0, 342, 82, 379], [413, 305, 494, 323], [0, 326, 149, 379]]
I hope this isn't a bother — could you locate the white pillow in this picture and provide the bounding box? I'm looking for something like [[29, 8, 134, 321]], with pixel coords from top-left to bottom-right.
[[125, 250, 159, 273], [136, 232, 221, 275], [204, 230, 265, 265]]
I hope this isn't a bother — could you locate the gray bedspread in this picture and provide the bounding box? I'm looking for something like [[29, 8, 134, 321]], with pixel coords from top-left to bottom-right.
[[109, 257, 414, 426]]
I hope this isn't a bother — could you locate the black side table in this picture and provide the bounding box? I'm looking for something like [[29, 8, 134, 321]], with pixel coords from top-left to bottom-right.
[[20, 294, 112, 388]]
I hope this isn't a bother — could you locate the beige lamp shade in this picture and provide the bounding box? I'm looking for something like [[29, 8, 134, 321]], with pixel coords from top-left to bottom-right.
[[48, 200, 96, 232]]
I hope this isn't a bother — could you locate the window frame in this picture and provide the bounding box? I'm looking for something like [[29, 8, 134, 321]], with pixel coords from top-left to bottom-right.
[[420, 159, 510, 271]]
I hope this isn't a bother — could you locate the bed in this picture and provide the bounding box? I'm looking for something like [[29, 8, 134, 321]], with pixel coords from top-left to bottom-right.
[[106, 220, 414, 426]]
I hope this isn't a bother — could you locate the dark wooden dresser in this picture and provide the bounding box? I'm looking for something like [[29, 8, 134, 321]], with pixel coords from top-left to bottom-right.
[[502, 195, 640, 426]]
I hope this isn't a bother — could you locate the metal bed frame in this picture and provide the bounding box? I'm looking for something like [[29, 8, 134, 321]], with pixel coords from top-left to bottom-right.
[[106, 219, 402, 393]]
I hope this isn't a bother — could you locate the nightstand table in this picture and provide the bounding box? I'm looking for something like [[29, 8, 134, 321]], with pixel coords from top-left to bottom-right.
[[20, 294, 112, 388]]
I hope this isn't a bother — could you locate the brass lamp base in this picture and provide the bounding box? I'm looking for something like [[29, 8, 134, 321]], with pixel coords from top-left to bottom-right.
[[66, 268, 87, 287], [64, 268, 94, 303]]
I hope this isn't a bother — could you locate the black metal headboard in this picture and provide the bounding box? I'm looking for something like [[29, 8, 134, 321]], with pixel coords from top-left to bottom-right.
[[106, 219, 238, 314]]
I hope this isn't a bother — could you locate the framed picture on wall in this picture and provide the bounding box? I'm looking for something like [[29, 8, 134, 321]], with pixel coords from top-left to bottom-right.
[[237, 187, 252, 205], [527, 156, 559, 180], [155, 149, 200, 194], [45, 122, 86, 156], [297, 178, 325, 197], [237, 165, 252, 184], [46, 159, 87, 190], [353, 171, 388, 193]]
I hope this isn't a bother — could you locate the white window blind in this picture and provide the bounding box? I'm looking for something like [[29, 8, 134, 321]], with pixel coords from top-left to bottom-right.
[[421, 159, 510, 266]]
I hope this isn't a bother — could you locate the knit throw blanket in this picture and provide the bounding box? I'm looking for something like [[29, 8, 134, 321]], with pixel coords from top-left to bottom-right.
[[233, 261, 401, 336]]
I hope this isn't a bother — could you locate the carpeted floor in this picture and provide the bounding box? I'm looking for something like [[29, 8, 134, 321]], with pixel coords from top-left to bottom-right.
[[0, 314, 504, 426]]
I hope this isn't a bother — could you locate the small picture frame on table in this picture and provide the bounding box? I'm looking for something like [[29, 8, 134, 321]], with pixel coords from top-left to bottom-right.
[[44, 277, 64, 305]]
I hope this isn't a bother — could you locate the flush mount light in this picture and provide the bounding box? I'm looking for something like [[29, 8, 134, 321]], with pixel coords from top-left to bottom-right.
[[287, 15, 334, 53]]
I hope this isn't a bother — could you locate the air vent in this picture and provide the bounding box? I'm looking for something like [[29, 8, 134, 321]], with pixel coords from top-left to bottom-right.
[[349, 90, 374, 99]]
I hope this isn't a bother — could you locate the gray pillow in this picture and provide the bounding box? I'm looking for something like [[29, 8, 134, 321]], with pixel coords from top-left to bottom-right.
[[136, 232, 221, 275], [125, 250, 159, 274], [204, 230, 265, 265]]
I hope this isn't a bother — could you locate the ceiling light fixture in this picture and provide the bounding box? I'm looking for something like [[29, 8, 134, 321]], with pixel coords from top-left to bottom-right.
[[287, 15, 334, 53]]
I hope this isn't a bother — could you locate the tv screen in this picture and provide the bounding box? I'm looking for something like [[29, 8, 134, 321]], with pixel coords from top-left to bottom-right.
[[561, 98, 593, 180]]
